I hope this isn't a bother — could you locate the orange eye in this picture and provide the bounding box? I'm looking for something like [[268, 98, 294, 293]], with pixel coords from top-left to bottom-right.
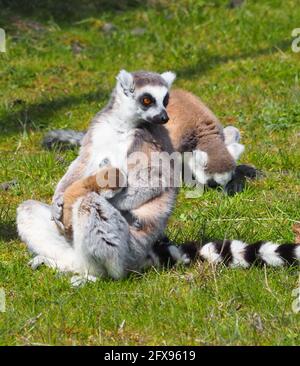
[[143, 97, 152, 106]]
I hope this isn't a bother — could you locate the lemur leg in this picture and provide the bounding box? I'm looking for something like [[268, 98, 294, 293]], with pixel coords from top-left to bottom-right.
[[72, 192, 132, 280], [16, 200, 80, 272]]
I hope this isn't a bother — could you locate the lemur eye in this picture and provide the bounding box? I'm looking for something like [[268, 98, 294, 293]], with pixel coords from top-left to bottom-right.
[[142, 97, 152, 106], [140, 94, 155, 107], [163, 93, 169, 107]]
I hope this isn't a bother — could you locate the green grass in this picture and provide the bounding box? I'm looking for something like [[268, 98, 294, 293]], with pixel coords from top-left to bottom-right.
[[0, 0, 300, 345]]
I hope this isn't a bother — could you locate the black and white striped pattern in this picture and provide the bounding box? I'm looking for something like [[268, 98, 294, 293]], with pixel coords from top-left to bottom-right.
[[151, 238, 300, 269]]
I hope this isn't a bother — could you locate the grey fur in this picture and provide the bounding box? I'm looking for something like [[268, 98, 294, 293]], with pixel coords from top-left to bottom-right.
[[78, 193, 132, 279], [42, 129, 86, 150], [132, 71, 168, 89]]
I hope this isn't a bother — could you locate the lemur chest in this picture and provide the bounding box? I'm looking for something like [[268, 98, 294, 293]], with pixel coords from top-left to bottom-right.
[[85, 124, 134, 176]]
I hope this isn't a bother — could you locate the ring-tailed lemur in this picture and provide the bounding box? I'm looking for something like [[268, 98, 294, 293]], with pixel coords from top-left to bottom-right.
[[17, 70, 299, 287], [42, 89, 259, 195], [17, 70, 179, 284]]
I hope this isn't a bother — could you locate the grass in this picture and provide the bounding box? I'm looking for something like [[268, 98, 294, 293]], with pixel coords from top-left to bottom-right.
[[0, 0, 300, 345]]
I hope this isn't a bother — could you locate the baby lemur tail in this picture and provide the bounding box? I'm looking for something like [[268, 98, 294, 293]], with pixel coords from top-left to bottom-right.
[[152, 237, 300, 268]]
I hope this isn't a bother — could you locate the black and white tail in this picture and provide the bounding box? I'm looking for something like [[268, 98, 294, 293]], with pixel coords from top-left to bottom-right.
[[152, 237, 300, 268], [42, 129, 85, 150]]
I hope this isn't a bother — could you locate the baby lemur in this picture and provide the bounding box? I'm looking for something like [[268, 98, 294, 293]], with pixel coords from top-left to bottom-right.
[[17, 70, 180, 282]]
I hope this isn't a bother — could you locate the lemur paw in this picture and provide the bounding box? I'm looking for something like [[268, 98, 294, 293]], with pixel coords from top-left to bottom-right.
[[51, 193, 65, 232], [101, 189, 122, 199], [99, 157, 110, 168], [131, 214, 143, 230], [70, 275, 97, 287], [29, 255, 56, 270]]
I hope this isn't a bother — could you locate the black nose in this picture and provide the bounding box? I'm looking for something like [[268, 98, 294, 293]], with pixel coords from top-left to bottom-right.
[[160, 110, 169, 123]]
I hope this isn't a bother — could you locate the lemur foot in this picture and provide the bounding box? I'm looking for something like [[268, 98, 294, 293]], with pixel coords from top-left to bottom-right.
[[29, 255, 57, 270], [70, 275, 97, 287]]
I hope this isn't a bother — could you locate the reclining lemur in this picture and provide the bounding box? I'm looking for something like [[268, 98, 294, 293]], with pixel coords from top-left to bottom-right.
[[42, 88, 260, 195], [17, 70, 300, 286]]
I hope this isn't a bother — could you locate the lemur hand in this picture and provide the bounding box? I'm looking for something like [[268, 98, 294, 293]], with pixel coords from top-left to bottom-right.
[[131, 214, 143, 230], [51, 193, 65, 233]]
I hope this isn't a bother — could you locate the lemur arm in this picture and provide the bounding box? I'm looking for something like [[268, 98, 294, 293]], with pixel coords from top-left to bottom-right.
[[62, 167, 125, 237]]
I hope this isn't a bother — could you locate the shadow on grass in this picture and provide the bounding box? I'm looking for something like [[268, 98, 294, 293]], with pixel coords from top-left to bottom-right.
[[0, 221, 18, 242], [177, 39, 292, 79], [1, 38, 292, 138], [0, 88, 109, 137], [0, 0, 158, 24]]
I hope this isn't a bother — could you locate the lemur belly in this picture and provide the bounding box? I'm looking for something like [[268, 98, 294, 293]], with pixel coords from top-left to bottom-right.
[[84, 123, 135, 177]]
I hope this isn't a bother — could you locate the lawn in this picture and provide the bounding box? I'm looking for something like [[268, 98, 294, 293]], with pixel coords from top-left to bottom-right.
[[0, 0, 300, 345]]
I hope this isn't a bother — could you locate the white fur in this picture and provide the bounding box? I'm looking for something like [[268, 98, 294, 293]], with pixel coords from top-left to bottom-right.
[[17, 200, 82, 273], [160, 71, 176, 88], [258, 242, 284, 266], [85, 121, 134, 177], [116, 69, 134, 94], [223, 126, 241, 145], [227, 142, 245, 161], [71, 275, 97, 287], [213, 172, 233, 186], [229, 240, 249, 268], [295, 245, 300, 260], [199, 242, 222, 264]]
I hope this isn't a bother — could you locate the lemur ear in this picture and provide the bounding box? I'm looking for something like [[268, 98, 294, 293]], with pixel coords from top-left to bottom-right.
[[161, 71, 176, 88], [116, 69, 135, 95], [227, 143, 245, 161]]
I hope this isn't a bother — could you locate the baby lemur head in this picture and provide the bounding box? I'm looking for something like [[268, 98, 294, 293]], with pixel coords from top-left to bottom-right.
[[115, 69, 176, 126]]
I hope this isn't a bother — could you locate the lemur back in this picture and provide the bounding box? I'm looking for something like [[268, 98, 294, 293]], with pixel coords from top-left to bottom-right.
[[166, 89, 244, 186]]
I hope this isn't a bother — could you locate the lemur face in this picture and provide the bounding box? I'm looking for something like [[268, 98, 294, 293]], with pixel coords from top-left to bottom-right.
[[136, 85, 170, 124], [116, 70, 176, 126]]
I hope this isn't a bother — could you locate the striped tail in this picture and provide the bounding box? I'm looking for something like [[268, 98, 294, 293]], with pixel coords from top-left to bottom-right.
[[42, 129, 85, 150], [151, 237, 300, 268]]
